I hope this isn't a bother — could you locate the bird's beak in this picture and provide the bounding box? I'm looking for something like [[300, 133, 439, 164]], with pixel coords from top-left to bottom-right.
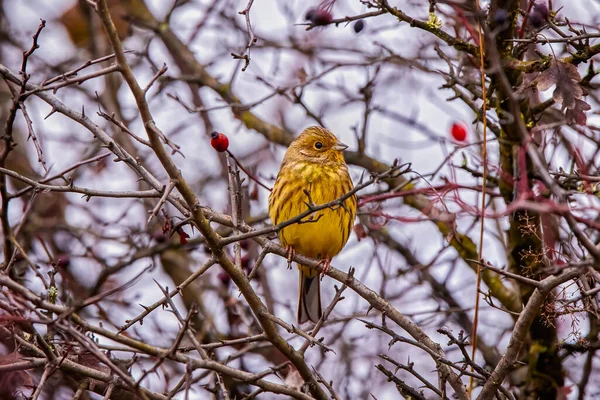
[[332, 141, 348, 152]]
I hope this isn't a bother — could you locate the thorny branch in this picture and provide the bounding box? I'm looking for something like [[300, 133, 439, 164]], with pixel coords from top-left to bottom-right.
[[1, 0, 600, 399]]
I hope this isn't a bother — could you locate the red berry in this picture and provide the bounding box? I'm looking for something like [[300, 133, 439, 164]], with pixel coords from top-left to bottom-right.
[[305, 8, 332, 26], [210, 131, 229, 152], [450, 122, 468, 142]]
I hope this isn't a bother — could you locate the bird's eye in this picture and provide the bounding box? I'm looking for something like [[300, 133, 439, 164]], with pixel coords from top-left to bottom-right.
[[314, 142, 323, 149]]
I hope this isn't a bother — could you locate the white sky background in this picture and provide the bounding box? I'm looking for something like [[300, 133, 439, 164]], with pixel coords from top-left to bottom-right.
[[3, 0, 600, 398]]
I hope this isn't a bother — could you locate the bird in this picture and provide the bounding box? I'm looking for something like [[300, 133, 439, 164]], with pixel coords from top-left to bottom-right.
[[269, 126, 357, 324]]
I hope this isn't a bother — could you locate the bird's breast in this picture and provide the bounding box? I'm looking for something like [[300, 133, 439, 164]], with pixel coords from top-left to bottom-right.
[[270, 163, 356, 259]]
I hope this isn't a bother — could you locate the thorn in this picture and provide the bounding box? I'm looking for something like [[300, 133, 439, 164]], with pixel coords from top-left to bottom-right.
[[44, 107, 57, 120]]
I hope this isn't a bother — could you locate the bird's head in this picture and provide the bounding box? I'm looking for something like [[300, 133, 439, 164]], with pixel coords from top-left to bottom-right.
[[284, 126, 348, 166]]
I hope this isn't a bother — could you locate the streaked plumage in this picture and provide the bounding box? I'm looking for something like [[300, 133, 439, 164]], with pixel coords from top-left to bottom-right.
[[269, 126, 357, 324]]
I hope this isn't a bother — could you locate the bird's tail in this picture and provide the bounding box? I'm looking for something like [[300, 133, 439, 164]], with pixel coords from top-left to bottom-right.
[[297, 265, 322, 324]]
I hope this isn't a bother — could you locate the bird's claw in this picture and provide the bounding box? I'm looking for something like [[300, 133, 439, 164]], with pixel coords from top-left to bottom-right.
[[286, 245, 295, 270], [316, 257, 331, 280]]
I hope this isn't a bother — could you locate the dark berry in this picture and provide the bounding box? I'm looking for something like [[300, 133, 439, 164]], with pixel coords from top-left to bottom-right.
[[529, 11, 544, 28], [529, 3, 548, 28], [218, 271, 231, 286], [306, 9, 332, 26], [534, 3, 549, 19], [353, 19, 365, 33], [241, 256, 252, 272], [56, 255, 70, 268], [152, 231, 167, 243], [210, 131, 229, 152], [493, 9, 509, 25]]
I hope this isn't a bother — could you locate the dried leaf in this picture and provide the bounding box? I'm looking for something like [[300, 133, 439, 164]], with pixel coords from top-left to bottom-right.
[[284, 367, 304, 391], [77, 352, 111, 392], [565, 99, 591, 125], [353, 223, 368, 241], [440, 211, 457, 243], [0, 352, 33, 399], [78, 352, 111, 374], [536, 60, 582, 109], [249, 184, 259, 201], [162, 216, 172, 235]]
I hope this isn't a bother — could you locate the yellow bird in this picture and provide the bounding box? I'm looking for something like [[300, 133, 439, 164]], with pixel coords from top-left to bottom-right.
[[269, 127, 357, 324]]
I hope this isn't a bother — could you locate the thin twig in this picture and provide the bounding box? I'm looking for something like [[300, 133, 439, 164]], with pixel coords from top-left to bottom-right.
[[147, 179, 178, 225], [233, 0, 256, 71], [143, 63, 168, 94]]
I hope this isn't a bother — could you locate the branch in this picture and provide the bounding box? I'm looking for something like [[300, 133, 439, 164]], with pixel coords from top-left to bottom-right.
[[377, 0, 480, 57], [0, 167, 162, 200], [94, 1, 330, 397], [0, 273, 315, 400], [477, 267, 585, 399]]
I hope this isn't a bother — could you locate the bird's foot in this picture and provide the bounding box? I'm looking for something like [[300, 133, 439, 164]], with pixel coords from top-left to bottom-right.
[[286, 245, 295, 270], [316, 257, 332, 279]]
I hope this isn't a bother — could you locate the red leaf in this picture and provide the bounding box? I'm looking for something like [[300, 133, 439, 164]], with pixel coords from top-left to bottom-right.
[[178, 228, 190, 245]]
